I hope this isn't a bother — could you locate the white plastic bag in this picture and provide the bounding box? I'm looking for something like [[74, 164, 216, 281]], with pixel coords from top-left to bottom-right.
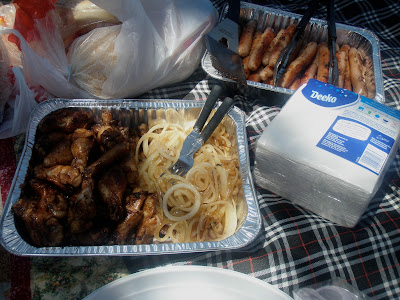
[[68, 0, 218, 98], [11, 67, 38, 136], [0, 1, 92, 99], [0, 38, 13, 124], [55, 0, 121, 48], [0, 67, 38, 138], [0, 1, 68, 75]]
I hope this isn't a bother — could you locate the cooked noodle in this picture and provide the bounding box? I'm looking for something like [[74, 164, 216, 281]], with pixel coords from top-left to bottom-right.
[[135, 112, 243, 243]]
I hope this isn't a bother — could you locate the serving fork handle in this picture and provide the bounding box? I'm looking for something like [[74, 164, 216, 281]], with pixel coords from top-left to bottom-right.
[[198, 96, 235, 144], [193, 85, 223, 132], [225, 0, 241, 24], [273, 0, 321, 86], [327, 0, 339, 86]]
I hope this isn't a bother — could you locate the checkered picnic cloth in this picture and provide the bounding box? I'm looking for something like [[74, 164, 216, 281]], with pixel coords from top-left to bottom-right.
[[123, 1, 400, 299], [4, 0, 400, 299]]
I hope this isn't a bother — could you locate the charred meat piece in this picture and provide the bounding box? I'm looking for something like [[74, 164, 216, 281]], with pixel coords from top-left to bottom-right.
[[68, 143, 129, 233], [34, 164, 82, 192], [68, 177, 96, 234], [71, 128, 95, 172], [113, 190, 146, 244], [12, 180, 66, 247], [31, 179, 68, 219], [135, 193, 159, 245], [85, 143, 129, 178], [38, 108, 94, 133], [120, 143, 139, 187], [43, 137, 73, 168], [91, 110, 130, 151], [98, 167, 127, 221], [34, 132, 69, 158]]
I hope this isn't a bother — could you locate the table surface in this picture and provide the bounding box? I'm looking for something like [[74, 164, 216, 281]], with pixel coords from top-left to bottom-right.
[[1, 0, 400, 299]]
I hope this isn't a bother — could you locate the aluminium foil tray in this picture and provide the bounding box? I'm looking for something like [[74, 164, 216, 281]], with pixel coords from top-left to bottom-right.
[[0, 99, 261, 256], [202, 2, 384, 104]]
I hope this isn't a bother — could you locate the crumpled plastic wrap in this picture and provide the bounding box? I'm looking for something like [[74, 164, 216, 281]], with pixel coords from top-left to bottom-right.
[[66, 0, 218, 99], [55, 0, 121, 48]]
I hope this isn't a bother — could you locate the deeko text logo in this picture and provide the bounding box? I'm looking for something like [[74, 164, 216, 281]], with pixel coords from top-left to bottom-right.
[[310, 90, 337, 103], [302, 79, 358, 108]]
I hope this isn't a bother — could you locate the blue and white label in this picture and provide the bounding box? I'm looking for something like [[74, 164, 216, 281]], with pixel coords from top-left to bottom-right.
[[317, 116, 394, 174], [302, 79, 359, 108]]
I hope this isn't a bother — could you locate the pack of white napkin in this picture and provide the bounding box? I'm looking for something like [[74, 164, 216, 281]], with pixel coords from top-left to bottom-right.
[[254, 79, 400, 227]]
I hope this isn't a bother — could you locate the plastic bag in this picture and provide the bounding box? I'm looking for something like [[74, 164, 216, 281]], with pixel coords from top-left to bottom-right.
[[0, 0, 90, 137], [68, 24, 121, 97], [293, 278, 371, 300], [0, 67, 38, 138], [10, 67, 38, 136], [6, 0, 68, 74], [55, 0, 121, 49], [67, 0, 218, 98], [0, 28, 90, 139], [0, 38, 14, 124], [0, 0, 91, 98]]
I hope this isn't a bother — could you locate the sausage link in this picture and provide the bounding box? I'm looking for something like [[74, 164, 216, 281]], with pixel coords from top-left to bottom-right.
[[242, 56, 250, 79], [288, 77, 301, 91], [262, 28, 285, 66], [340, 45, 352, 91], [248, 27, 275, 71], [248, 65, 264, 83], [278, 42, 318, 88], [251, 30, 262, 52], [300, 46, 319, 86], [336, 50, 346, 88], [268, 24, 297, 67], [316, 42, 330, 83], [363, 54, 376, 99], [348, 47, 368, 96], [259, 65, 274, 82], [238, 19, 258, 57]]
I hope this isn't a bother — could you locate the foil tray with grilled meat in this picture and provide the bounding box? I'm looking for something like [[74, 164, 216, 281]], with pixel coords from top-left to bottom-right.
[[0, 99, 261, 257], [202, 2, 384, 104]]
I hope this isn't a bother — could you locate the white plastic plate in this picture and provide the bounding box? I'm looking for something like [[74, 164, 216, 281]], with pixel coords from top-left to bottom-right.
[[83, 265, 293, 300]]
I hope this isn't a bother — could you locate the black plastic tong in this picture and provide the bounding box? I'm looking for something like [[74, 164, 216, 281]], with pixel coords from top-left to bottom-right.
[[167, 85, 234, 177], [273, 0, 339, 87]]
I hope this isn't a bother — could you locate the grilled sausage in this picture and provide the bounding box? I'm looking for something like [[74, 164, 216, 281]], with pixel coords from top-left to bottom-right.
[[251, 30, 263, 51], [248, 65, 264, 83], [363, 54, 376, 99], [340, 45, 352, 91], [336, 50, 346, 88], [278, 41, 318, 88], [267, 24, 297, 67], [300, 45, 319, 85], [262, 28, 285, 66], [348, 47, 368, 96], [248, 27, 275, 71], [259, 65, 274, 82], [316, 42, 330, 83], [242, 56, 250, 79], [238, 19, 258, 57], [288, 77, 301, 91]]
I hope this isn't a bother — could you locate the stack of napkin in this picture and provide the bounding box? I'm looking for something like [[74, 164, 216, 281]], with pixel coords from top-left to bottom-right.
[[254, 79, 400, 227]]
